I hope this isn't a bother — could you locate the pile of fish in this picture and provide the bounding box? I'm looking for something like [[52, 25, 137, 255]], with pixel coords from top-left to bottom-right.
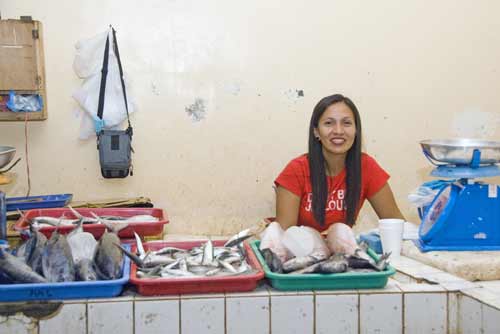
[[122, 229, 256, 279], [26, 206, 159, 229], [0, 220, 124, 284], [260, 241, 390, 275]]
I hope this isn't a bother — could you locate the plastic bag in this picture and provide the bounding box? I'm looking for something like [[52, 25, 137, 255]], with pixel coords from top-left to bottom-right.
[[282, 225, 331, 258], [73, 30, 109, 79], [259, 222, 291, 263], [408, 180, 454, 207], [6, 91, 43, 112], [72, 28, 136, 139], [325, 223, 358, 255]]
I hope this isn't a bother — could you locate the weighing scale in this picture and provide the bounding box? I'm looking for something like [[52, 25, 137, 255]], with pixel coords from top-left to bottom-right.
[[416, 139, 500, 252]]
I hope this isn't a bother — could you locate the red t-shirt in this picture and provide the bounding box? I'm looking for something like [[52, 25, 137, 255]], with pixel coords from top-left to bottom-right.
[[274, 153, 389, 232]]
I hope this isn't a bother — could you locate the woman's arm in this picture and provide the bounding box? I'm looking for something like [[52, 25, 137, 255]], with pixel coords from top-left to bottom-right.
[[367, 183, 405, 220], [275, 186, 301, 230]]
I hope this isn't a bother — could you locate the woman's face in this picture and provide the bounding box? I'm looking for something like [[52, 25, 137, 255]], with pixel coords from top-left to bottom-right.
[[314, 102, 356, 157]]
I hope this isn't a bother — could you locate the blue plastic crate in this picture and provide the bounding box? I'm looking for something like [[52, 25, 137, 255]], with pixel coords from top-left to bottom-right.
[[6, 194, 73, 211], [0, 245, 130, 302]]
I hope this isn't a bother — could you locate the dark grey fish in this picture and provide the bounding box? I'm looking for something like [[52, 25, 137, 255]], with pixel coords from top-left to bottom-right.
[[42, 231, 76, 282], [75, 259, 98, 281], [347, 243, 391, 271], [24, 226, 48, 275], [261, 248, 283, 273], [318, 254, 348, 274], [0, 248, 47, 284], [93, 229, 124, 280]]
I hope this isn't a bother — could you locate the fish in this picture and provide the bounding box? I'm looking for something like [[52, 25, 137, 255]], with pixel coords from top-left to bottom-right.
[[282, 252, 328, 273], [29, 206, 158, 228], [224, 228, 254, 247], [93, 223, 124, 280], [67, 219, 98, 281], [201, 239, 216, 266], [317, 253, 348, 274], [31, 216, 79, 227], [87, 210, 157, 225], [15, 225, 48, 275], [122, 239, 254, 279], [0, 248, 47, 284], [75, 260, 98, 281], [260, 248, 283, 273], [41, 231, 76, 282], [347, 242, 391, 271]]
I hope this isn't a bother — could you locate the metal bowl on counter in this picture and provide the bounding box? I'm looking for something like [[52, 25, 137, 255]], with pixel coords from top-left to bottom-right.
[[0, 146, 16, 170], [420, 139, 500, 165]]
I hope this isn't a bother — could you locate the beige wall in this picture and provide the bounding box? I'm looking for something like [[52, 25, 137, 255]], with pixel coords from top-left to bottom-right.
[[1, 0, 500, 235]]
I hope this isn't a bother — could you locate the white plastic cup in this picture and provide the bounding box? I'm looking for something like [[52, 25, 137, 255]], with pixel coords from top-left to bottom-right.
[[378, 219, 404, 259]]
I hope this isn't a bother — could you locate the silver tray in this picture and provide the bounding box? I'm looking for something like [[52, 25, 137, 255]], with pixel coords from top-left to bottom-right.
[[420, 139, 500, 165], [0, 146, 16, 169]]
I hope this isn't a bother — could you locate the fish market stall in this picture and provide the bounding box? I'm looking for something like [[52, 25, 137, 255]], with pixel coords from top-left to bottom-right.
[[1, 218, 500, 333], [1, 234, 499, 334]]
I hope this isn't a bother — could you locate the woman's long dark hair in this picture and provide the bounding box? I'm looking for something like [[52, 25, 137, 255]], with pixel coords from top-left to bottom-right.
[[308, 94, 362, 226]]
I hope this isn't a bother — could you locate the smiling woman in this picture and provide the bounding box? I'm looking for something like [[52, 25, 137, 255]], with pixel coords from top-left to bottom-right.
[[274, 93, 405, 234]]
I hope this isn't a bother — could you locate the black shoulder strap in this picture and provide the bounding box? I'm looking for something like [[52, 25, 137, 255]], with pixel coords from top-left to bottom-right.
[[111, 27, 132, 135], [96, 27, 132, 136], [96, 33, 110, 120]]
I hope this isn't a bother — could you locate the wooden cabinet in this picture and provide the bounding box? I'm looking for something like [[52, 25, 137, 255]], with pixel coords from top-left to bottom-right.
[[0, 18, 47, 121]]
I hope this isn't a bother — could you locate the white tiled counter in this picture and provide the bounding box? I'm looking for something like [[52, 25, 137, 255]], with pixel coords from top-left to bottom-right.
[[1, 256, 500, 334]]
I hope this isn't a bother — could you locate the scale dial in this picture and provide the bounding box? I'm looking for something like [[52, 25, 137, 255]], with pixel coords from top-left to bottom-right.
[[420, 185, 451, 237]]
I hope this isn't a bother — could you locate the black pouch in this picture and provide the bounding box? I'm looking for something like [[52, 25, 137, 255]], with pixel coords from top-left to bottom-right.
[[96, 27, 134, 179], [97, 128, 133, 178]]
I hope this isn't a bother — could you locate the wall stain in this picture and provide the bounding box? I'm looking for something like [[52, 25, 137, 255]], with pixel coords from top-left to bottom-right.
[[284, 89, 305, 103], [151, 82, 160, 96], [185, 98, 206, 122]]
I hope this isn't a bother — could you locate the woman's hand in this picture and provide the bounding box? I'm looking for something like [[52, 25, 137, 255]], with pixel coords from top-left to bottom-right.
[[368, 183, 405, 220], [275, 186, 301, 230]]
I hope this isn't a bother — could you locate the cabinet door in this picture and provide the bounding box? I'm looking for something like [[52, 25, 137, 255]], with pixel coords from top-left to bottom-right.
[[0, 20, 39, 90], [0, 19, 47, 121]]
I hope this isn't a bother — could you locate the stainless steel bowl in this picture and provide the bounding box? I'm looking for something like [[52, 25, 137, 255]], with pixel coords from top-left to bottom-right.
[[420, 139, 500, 165], [0, 146, 16, 169]]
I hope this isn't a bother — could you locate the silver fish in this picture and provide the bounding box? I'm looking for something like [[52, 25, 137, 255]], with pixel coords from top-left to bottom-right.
[[282, 252, 328, 273], [201, 239, 215, 266], [224, 228, 254, 247], [42, 231, 75, 282], [0, 248, 47, 284]]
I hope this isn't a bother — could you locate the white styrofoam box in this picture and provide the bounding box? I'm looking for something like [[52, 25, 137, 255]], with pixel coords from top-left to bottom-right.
[[270, 295, 314, 334], [360, 293, 402, 334], [458, 295, 482, 334], [482, 304, 500, 334], [180, 297, 224, 334], [39, 303, 86, 334], [404, 293, 447, 334], [0, 313, 38, 334], [88, 301, 133, 334], [226, 296, 269, 334], [135, 299, 180, 334], [315, 294, 358, 334]]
